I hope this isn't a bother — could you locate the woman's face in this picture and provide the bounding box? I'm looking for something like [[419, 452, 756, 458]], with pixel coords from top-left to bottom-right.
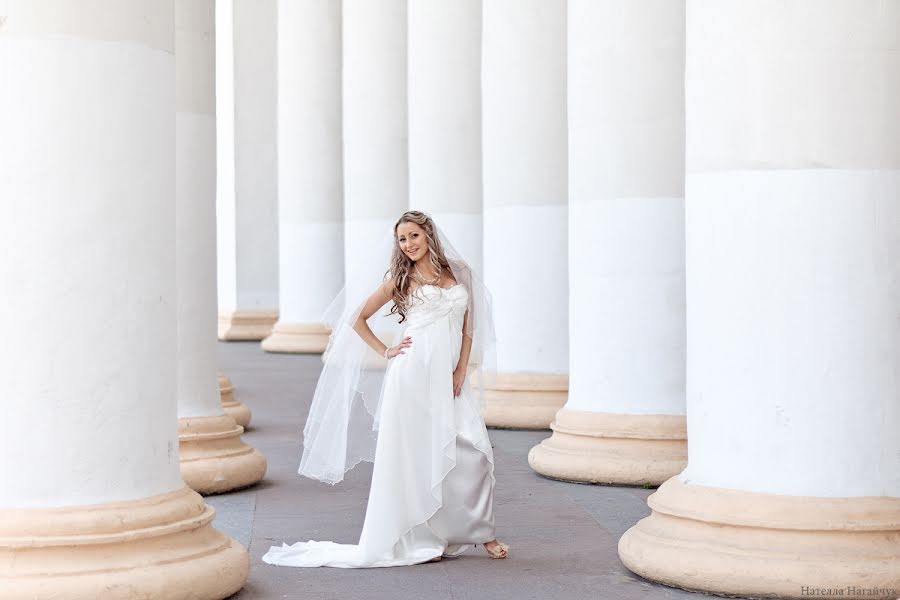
[[396, 222, 428, 263]]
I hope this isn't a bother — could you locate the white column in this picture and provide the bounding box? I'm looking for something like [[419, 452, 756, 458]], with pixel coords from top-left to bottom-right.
[[342, 0, 408, 302], [481, 0, 568, 428], [215, 0, 279, 341], [407, 0, 482, 270], [211, 0, 250, 425], [620, 2, 900, 597], [0, 2, 247, 597], [529, 0, 687, 485], [176, 0, 266, 494], [262, 0, 344, 354]]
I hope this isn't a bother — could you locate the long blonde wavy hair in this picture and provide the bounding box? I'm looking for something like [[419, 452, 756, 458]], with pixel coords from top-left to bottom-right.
[[388, 211, 453, 324]]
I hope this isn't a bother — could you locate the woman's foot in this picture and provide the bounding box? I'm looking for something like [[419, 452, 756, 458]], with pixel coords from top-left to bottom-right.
[[426, 555, 442, 563], [482, 539, 509, 559]]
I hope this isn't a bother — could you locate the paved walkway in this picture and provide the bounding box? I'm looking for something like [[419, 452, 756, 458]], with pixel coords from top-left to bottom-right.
[[211, 342, 700, 600]]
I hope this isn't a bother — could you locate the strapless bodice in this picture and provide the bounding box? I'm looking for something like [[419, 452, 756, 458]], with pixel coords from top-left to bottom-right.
[[403, 284, 469, 331]]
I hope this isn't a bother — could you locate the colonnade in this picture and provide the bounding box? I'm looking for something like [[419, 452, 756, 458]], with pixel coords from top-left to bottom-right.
[[216, 0, 280, 341], [1, 0, 898, 598], [262, 0, 344, 353], [0, 1, 256, 597], [408, 0, 483, 267], [225, 0, 573, 428], [479, 0, 570, 428], [215, 1, 900, 597], [619, 2, 900, 596], [529, 0, 688, 486], [177, 0, 267, 496]]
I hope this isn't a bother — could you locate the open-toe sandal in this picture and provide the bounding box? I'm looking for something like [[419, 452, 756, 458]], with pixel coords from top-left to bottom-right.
[[483, 542, 509, 559]]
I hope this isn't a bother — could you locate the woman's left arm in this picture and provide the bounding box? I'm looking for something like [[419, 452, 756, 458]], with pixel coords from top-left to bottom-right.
[[453, 309, 473, 397]]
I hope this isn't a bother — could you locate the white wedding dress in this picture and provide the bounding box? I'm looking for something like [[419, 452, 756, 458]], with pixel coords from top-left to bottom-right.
[[262, 284, 498, 568]]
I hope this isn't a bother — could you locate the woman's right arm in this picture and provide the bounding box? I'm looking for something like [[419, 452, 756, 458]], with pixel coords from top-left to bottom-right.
[[352, 279, 411, 358]]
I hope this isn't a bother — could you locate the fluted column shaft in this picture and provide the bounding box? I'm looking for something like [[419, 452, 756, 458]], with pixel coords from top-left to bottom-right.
[[263, 0, 344, 354], [529, 0, 687, 484], [215, 0, 279, 340], [408, 0, 483, 270], [620, 2, 900, 597], [481, 0, 568, 428], [0, 2, 247, 596]]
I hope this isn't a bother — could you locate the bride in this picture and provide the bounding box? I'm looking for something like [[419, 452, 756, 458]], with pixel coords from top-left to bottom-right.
[[263, 210, 509, 568]]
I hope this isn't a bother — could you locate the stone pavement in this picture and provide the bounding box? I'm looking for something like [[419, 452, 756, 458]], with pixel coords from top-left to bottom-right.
[[211, 342, 702, 600]]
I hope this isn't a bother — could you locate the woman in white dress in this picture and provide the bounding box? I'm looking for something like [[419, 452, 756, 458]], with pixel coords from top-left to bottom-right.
[[263, 211, 509, 568]]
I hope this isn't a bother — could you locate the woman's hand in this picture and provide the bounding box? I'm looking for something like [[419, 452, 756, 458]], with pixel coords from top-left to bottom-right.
[[386, 336, 412, 359], [452, 367, 466, 397]]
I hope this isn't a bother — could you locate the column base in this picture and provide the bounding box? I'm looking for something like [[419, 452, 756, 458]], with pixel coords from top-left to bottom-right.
[[528, 409, 686, 486], [217, 309, 278, 341], [179, 415, 267, 495], [619, 478, 900, 599], [479, 373, 567, 429], [261, 321, 330, 353], [0, 486, 248, 600], [217, 373, 251, 428]]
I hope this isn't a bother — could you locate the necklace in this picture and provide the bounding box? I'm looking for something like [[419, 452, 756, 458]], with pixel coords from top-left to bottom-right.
[[414, 264, 440, 285]]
